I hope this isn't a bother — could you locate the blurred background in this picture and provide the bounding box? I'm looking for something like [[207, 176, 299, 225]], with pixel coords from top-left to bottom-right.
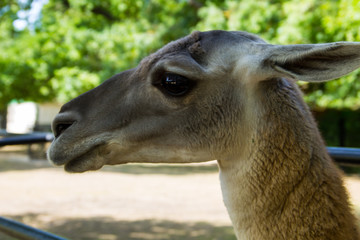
[[1, 0, 360, 145], [0, 0, 360, 239]]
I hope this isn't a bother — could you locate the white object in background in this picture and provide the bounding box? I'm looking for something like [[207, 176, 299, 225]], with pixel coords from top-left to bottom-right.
[[6, 102, 37, 134]]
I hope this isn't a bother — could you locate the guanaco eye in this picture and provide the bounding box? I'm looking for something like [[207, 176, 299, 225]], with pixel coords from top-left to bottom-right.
[[161, 73, 191, 96]]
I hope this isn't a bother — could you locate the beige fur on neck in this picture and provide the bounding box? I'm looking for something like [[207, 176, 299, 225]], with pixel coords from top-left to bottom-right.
[[218, 78, 358, 240]]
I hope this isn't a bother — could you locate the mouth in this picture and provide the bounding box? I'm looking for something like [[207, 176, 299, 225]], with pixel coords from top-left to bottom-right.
[[48, 139, 109, 173], [63, 149, 105, 173]]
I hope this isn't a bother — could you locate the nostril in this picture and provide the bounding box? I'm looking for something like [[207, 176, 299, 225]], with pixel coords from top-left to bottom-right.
[[52, 112, 80, 138], [54, 123, 73, 138]]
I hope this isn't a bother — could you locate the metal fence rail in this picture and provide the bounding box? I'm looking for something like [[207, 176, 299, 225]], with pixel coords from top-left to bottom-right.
[[0, 217, 67, 240], [327, 147, 360, 167], [2, 133, 360, 166], [0, 132, 54, 147]]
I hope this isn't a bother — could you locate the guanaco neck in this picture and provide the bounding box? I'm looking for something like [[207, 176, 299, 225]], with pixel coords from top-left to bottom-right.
[[217, 79, 359, 240]]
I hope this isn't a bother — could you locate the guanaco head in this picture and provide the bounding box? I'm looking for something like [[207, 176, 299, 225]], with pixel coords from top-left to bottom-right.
[[48, 30, 360, 172]]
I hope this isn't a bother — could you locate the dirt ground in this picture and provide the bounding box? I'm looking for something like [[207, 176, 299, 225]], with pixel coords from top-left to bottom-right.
[[0, 147, 359, 240]]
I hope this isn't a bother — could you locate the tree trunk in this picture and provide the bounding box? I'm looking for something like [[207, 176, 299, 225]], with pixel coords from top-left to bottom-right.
[[0, 106, 7, 130]]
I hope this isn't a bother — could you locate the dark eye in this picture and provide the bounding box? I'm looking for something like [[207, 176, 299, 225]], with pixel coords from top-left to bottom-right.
[[161, 73, 191, 96]]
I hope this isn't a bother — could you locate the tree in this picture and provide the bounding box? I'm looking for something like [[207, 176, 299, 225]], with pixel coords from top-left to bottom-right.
[[194, 0, 360, 110], [0, 0, 200, 128], [1, 0, 360, 129]]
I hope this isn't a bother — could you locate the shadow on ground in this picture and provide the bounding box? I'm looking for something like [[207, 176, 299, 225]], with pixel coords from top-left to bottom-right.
[[1, 214, 236, 240], [0, 156, 51, 172]]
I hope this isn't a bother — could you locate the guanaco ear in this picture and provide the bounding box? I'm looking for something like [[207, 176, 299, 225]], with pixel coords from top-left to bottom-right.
[[262, 42, 360, 82]]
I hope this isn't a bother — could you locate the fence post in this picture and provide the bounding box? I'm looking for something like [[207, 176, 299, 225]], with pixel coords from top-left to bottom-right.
[[0, 217, 68, 240]]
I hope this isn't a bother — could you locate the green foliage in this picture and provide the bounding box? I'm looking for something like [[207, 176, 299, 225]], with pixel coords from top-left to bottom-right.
[[194, 0, 360, 110], [1, 0, 360, 111], [315, 109, 360, 148]]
